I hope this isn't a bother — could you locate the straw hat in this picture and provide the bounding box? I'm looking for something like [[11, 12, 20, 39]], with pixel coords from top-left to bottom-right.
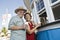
[[25, 10, 31, 14], [15, 7, 27, 13]]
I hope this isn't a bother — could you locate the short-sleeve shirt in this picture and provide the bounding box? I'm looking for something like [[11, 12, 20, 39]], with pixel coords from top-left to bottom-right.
[[8, 15, 26, 40]]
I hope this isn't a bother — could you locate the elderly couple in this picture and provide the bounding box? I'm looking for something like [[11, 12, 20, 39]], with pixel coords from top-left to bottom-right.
[[8, 7, 41, 40]]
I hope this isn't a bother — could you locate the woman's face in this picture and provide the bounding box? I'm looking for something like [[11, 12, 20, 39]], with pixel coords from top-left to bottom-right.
[[25, 14, 31, 21]]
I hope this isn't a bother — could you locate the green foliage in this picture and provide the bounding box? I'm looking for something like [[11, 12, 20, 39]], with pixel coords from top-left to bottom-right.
[[1, 27, 8, 36]]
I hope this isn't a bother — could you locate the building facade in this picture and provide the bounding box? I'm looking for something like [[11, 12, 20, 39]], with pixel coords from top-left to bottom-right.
[[23, 0, 60, 40], [23, 0, 60, 24], [23, 0, 40, 23]]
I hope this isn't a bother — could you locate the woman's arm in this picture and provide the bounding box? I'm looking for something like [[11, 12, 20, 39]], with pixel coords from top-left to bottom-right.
[[32, 21, 41, 27], [25, 21, 40, 34]]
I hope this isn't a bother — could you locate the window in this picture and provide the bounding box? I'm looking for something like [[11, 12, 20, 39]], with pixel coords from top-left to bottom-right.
[[52, 5, 60, 20], [30, 0, 33, 4], [51, 0, 58, 3], [36, 0, 44, 11], [39, 12, 48, 26]]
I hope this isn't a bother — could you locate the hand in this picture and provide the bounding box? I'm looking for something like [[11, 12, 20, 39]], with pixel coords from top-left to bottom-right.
[[37, 22, 41, 26], [25, 22, 28, 25], [36, 22, 41, 27], [20, 24, 26, 29], [36, 24, 40, 28]]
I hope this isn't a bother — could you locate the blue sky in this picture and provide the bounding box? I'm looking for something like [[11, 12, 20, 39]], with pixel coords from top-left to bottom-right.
[[0, 0, 26, 29]]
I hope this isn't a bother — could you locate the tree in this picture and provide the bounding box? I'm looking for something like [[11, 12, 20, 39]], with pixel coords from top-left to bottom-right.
[[1, 27, 8, 36]]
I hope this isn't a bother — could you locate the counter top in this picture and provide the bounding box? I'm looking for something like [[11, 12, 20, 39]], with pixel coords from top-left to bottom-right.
[[37, 20, 60, 31]]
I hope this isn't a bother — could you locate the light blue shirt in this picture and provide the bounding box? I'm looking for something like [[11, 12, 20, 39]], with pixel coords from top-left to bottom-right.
[[8, 15, 26, 40]]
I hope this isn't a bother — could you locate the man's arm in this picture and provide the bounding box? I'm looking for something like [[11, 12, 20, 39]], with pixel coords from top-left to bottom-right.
[[8, 17, 26, 30], [8, 25, 25, 30]]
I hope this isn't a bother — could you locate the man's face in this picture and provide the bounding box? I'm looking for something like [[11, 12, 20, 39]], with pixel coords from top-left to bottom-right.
[[17, 10, 25, 17]]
